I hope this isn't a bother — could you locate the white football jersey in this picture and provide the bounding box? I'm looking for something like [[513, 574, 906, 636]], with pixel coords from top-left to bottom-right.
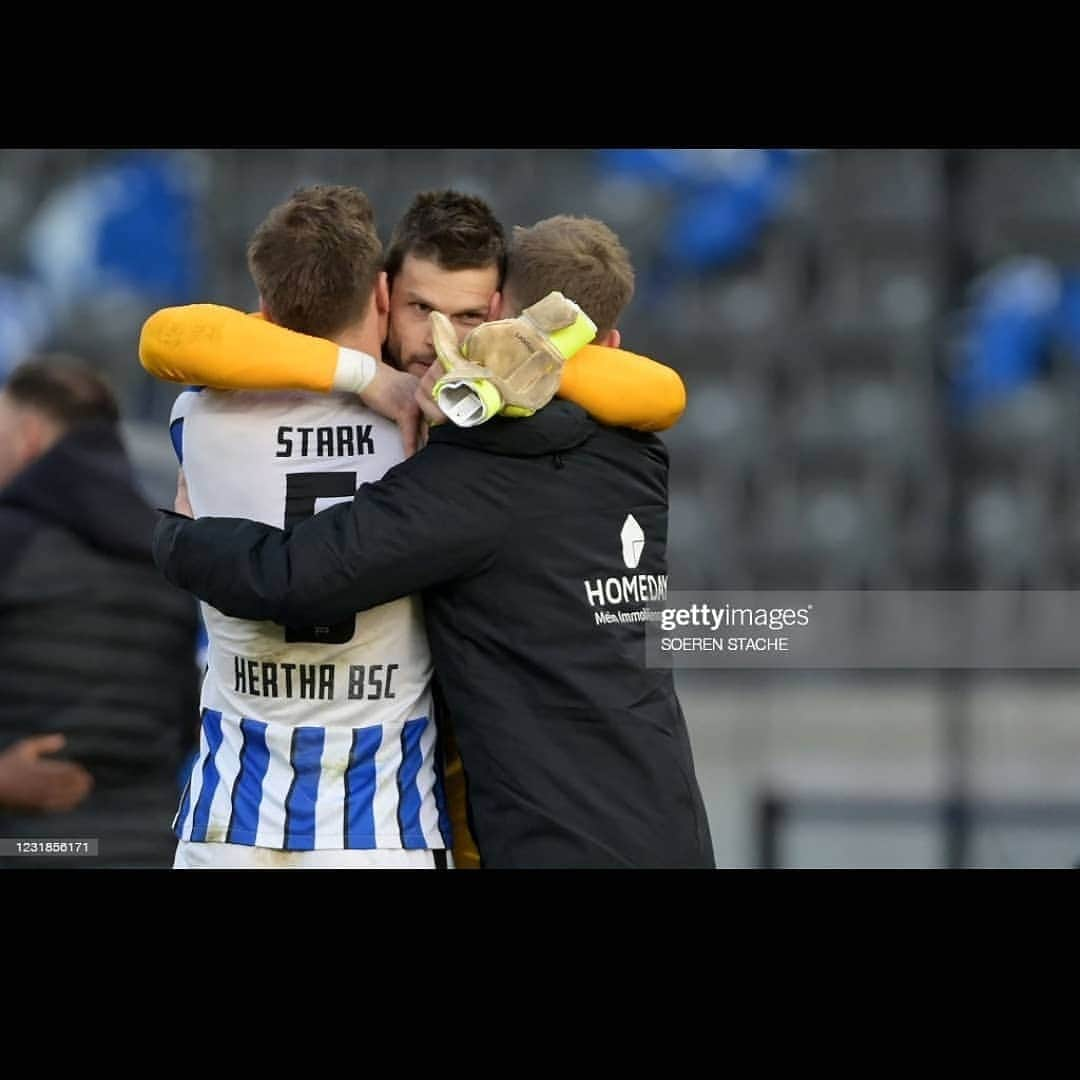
[[168, 388, 449, 852]]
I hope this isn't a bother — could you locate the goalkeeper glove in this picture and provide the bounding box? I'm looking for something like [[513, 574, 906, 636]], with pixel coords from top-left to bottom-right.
[[430, 291, 596, 427]]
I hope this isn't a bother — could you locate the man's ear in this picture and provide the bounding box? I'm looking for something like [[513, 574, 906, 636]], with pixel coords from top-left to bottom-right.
[[597, 328, 621, 349], [376, 271, 390, 341], [21, 409, 61, 465], [487, 290, 501, 320]]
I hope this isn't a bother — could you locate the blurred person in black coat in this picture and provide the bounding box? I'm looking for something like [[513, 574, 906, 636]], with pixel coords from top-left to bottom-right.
[[0, 356, 199, 868]]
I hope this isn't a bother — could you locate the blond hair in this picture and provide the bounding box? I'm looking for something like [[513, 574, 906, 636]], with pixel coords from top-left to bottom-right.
[[505, 215, 634, 338]]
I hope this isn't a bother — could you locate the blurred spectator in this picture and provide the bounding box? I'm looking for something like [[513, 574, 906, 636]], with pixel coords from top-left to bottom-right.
[[952, 257, 1062, 414], [0, 356, 199, 868], [597, 149, 803, 298]]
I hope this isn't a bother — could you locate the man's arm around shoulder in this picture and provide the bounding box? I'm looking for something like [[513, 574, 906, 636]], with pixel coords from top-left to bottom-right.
[[154, 442, 512, 626]]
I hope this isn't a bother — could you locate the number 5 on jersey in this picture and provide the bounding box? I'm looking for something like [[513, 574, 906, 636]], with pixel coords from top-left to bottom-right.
[[284, 472, 357, 644]]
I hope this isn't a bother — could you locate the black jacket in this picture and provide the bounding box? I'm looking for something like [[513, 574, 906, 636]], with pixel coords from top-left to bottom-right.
[[0, 422, 200, 868], [155, 402, 714, 868]]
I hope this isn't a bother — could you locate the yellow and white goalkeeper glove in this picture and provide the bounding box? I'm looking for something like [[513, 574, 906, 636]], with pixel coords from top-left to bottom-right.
[[430, 291, 597, 427]]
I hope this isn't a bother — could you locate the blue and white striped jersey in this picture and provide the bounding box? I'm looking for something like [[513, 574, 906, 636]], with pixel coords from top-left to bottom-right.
[[169, 387, 450, 851]]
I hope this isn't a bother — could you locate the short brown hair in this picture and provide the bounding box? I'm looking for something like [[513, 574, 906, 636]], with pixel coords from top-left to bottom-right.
[[247, 185, 382, 338], [384, 190, 506, 284], [505, 215, 634, 339], [4, 355, 120, 428]]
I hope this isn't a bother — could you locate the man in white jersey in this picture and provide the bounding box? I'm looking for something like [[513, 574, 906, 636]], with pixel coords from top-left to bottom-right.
[[171, 186, 451, 868]]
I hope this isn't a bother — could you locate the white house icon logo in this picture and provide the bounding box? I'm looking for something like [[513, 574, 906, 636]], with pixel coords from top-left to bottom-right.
[[621, 514, 645, 569]]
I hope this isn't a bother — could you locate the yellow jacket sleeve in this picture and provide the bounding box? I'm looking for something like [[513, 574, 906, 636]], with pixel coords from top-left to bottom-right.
[[140, 304, 688, 431], [558, 344, 687, 431], [140, 304, 337, 392]]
